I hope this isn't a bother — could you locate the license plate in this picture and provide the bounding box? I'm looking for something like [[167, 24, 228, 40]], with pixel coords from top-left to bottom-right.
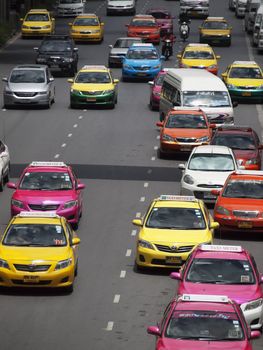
[[238, 221, 253, 228], [24, 275, 39, 283], [242, 92, 251, 96], [166, 256, 182, 264], [86, 98, 96, 102], [137, 72, 147, 76], [180, 146, 192, 151], [204, 192, 216, 199]]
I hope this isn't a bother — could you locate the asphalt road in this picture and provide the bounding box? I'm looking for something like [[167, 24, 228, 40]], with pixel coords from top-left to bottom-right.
[[0, 0, 263, 349]]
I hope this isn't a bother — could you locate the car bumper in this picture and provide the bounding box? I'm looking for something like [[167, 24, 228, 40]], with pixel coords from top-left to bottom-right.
[[36, 59, 73, 70], [240, 303, 263, 330], [160, 141, 209, 154], [127, 33, 160, 44], [4, 93, 50, 106], [71, 33, 103, 41], [122, 68, 161, 80], [70, 91, 115, 106], [108, 55, 124, 66], [107, 7, 135, 14], [214, 215, 263, 232], [181, 185, 220, 203], [21, 29, 52, 36], [228, 88, 263, 101], [181, 7, 209, 18]]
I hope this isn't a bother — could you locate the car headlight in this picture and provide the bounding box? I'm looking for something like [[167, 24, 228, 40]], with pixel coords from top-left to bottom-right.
[[4, 88, 13, 95], [36, 57, 46, 63], [55, 258, 72, 270], [123, 64, 132, 69], [138, 239, 154, 250], [162, 134, 174, 141], [11, 199, 24, 209], [0, 259, 10, 269], [153, 64, 161, 69], [63, 57, 74, 62], [71, 89, 80, 94], [39, 91, 48, 95], [102, 89, 114, 95], [183, 174, 194, 185], [208, 64, 217, 69], [215, 206, 230, 216], [197, 136, 209, 143], [42, 25, 51, 29], [63, 200, 78, 209], [227, 84, 236, 89], [245, 158, 258, 165], [244, 298, 263, 311], [226, 34, 231, 37]]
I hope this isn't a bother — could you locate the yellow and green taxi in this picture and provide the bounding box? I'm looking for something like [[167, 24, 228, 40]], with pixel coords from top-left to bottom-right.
[[68, 65, 119, 109], [21, 9, 55, 38], [69, 13, 104, 42], [177, 43, 220, 75], [199, 17, 232, 46], [221, 61, 263, 102], [132, 195, 219, 270], [0, 212, 80, 292]]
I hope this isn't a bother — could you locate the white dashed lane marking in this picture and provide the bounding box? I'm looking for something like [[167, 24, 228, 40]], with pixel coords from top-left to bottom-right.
[[135, 212, 141, 218], [120, 270, 126, 278], [105, 321, 114, 331], [154, 146, 158, 150], [151, 156, 156, 161], [61, 143, 66, 148], [113, 294, 120, 304], [126, 249, 132, 257], [54, 154, 60, 159], [68, 133, 72, 138], [73, 124, 78, 128], [131, 229, 137, 236], [144, 182, 149, 188], [157, 135, 160, 139]]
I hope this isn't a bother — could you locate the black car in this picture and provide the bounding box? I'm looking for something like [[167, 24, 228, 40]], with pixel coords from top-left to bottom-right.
[[34, 35, 78, 76]]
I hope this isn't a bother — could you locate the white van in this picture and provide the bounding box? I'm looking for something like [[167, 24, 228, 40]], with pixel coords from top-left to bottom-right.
[[159, 69, 235, 125], [253, 3, 263, 45], [245, 0, 261, 34]]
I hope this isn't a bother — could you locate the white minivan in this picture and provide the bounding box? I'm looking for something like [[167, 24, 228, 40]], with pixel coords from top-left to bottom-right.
[[159, 69, 235, 126], [245, 0, 261, 34], [252, 3, 263, 46]]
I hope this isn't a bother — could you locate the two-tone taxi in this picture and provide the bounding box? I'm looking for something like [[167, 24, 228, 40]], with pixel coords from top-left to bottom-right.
[[132, 195, 218, 270], [148, 69, 169, 110], [156, 107, 214, 158], [171, 244, 263, 330], [147, 294, 261, 349], [21, 9, 55, 38], [126, 14, 161, 44], [68, 65, 119, 108], [69, 14, 104, 42], [221, 61, 263, 102], [7, 161, 85, 228], [199, 17, 232, 46], [177, 43, 220, 75], [213, 170, 263, 232], [0, 212, 80, 292]]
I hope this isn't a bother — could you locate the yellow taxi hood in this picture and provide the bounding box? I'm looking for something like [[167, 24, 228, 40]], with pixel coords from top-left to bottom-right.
[[0, 246, 71, 262], [72, 25, 100, 30], [72, 83, 113, 91], [184, 58, 216, 67], [139, 227, 211, 244], [228, 78, 263, 87], [201, 29, 230, 35]]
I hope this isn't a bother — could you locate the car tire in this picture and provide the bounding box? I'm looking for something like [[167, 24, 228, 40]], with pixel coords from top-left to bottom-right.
[[0, 174, 4, 192], [108, 61, 114, 68], [157, 148, 166, 159], [64, 284, 74, 294], [74, 262, 78, 277], [135, 261, 146, 273], [70, 100, 77, 109], [4, 164, 10, 183]]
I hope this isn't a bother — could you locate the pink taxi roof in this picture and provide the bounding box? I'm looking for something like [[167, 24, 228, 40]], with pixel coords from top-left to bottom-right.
[[175, 300, 235, 313], [194, 250, 248, 261]]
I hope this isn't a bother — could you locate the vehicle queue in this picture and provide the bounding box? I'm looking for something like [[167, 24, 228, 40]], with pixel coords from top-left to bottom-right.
[[1, 0, 263, 349]]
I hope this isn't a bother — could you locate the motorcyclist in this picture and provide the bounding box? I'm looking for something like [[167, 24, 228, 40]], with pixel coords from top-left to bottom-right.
[[179, 11, 191, 24], [161, 32, 176, 56]]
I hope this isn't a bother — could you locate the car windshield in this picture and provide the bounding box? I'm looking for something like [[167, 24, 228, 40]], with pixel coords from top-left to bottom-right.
[[19, 172, 73, 190], [60, 0, 81, 3], [229, 67, 262, 79], [25, 14, 49, 21], [155, 74, 166, 86], [166, 310, 244, 340], [203, 21, 228, 29], [75, 72, 111, 83], [114, 39, 141, 48], [186, 258, 255, 284], [3, 224, 67, 247], [212, 134, 256, 150], [166, 114, 207, 129], [131, 20, 156, 27], [10, 70, 45, 83], [223, 180, 263, 199], [73, 18, 99, 26], [149, 12, 170, 19], [146, 207, 206, 229], [183, 91, 231, 108], [126, 49, 158, 59], [40, 40, 72, 52], [183, 50, 214, 59], [188, 153, 235, 171]]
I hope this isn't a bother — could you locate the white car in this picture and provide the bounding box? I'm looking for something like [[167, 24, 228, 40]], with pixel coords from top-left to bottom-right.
[[106, 0, 136, 15], [179, 145, 239, 203], [56, 0, 85, 17], [0, 140, 10, 191]]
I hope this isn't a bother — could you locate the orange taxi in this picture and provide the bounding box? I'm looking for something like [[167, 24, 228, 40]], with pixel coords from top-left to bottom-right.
[[156, 107, 214, 158], [213, 170, 263, 232], [126, 14, 160, 44]]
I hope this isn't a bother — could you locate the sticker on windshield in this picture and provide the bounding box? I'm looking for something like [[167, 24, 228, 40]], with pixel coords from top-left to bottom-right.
[[56, 226, 62, 233], [241, 275, 250, 283]]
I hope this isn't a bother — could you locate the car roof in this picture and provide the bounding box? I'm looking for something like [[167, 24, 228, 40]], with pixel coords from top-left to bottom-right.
[[192, 145, 232, 154], [147, 8, 170, 13], [193, 245, 248, 260], [28, 9, 49, 13], [115, 37, 142, 41], [75, 13, 98, 18], [11, 212, 63, 225], [228, 170, 263, 180], [133, 14, 155, 19], [170, 107, 205, 115], [42, 35, 71, 41], [175, 300, 235, 312], [216, 125, 253, 134], [205, 17, 226, 21]]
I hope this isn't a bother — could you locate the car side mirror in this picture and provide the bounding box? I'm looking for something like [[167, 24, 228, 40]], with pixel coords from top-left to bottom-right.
[[177, 54, 182, 58], [156, 121, 164, 127], [101, 22, 104, 26], [7, 182, 17, 189], [67, 78, 74, 83], [232, 101, 238, 107], [52, 18, 55, 21], [147, 326, 161, 336], [178, 163, 185, 170], [76, 183, 85, 190], [210, 221, 220, 230], [250, 330, 261, 339], [49, 77, 54, 82], [148, 81, 154, 86], [73, 47, 78, 52], [34, 47, 39, 52], [125, 24, 129, 27], [68, 22, 73, 26], [216, 55, 221, 59], [113, 79, 119, 84], [72, 237, 80, 245], [221, 72, 227, 78], [170, 272, 182, 280], [132, 219, 143, 226], [109, 44, 113, 49], [259, 274, 263, 284], [211, 189, 220, 196], [20, 18, 24, 21], [160, 55, 165, 60], [2, 77, 8, 82]]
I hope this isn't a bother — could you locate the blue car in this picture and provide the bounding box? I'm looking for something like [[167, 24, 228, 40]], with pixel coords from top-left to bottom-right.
[[122, 43, 164, 81]]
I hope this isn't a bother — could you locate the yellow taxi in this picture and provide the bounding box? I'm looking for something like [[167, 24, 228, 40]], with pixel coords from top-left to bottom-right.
[[221, 60, 263, 102], [0, 212, 80, 292], [69, 14, 104, 42], [177, 43, 220, 75], [68, 65, 119, 108], [199, 17, 232, 46], [132, 195, 218, 270], [21, 9, 55, 38]]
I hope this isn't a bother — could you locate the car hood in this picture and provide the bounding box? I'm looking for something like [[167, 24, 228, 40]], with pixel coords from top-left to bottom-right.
[[201, 29, 231, 35], [24, 21, 51, 26], [8, 83, 47, 92], [158, 338, 248, 349], [110, 48, 128, 55], [227, 78, 263, 87], [72, 25, 100, 31], [124, 59, 161, 67], [0, 246, 70, 262], [72, 83, 114, 91], [128, 26, 159, 33], [216, 197, 263, 211], [163, 128, 210, 138], [183, 58, 216, 67], [185, 170, 233, 186], [13, 189, 76, 204], [39, 50, 72, 56], [179, 283, 262, 304]]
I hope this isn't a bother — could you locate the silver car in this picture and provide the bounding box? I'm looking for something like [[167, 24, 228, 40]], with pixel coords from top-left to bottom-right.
[[108, 37, 143, 67], [2, 65, 55, 109], [56, 0, 85, 17], [106, 0, 136, 16]]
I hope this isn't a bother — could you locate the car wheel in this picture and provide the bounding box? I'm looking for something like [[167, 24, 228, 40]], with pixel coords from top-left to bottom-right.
[[45, 95, 51, 109], [157, 148, 166, 159], [70, 100, 77, 109], [72, 221, 79, 230], [134, 261, 146, 273], [74, 262, 78, 277], [4, 164, 10, 183], [64, 284, 74, 294], [108, 61, 113, 68], [0, 174, 4, 192], [115, 95, 118, 104]]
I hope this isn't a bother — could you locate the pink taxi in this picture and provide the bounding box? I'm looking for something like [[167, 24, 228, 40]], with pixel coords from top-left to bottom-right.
[[147, 294, 261, 350], [7, 162, 85, 228], [171, 245, 263, 330], [148, 69, 169, 110]]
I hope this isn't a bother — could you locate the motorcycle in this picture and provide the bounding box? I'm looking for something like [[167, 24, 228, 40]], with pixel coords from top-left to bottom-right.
[[162, 39, 173, 60], [179, 21, 189, 42]]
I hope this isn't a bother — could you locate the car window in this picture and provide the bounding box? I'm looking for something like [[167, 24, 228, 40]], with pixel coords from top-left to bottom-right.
[[25, 14, 49, 21], [76, 72, 111, 83], [19, 171, 73, 190], [114, 39, 141, 48], [126, 49, 158, 60], [183, 91, 231, 108], [149, 12, 170, 19], [188, 153, 235, 171], [212, 134, 256, 150], [229, 67, 262, 79], [10, 69, 45, 83], [131, 20, 156, 27], [160, 302, 173, 332], [73, 18, 99, 26], [166, 114, 207, 129], [0, 141, 6, 153], [223, 179, 263, 199], [183, 50, 214, 59], [40, 40, 72, 52], [203, 21, 228, 29]]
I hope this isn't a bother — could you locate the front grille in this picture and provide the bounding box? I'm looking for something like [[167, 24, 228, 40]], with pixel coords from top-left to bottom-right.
[[236, 86, 257, 90], [12, 279, 51, 285], [134, 66, 151, 71], [194, 191, 217, 200], [175, 137, 196, 143], [14, 264, 51, 272], [80, 91, 102, 96], [14, 92, 37, 97], [233, 210, 259, 218], [80, 31, 91, 34], [151, 259, 184, 266], [30, 26, 42, 29], [155, 244, 194, 253], [191, 66, 206, 69], [28, 204, 59, 211], [197, 184, 223, 188]]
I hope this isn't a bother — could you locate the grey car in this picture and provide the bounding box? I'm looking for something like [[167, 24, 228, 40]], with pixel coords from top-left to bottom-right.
[[2, 65, 55, 109], [108, 37, 143, 67]]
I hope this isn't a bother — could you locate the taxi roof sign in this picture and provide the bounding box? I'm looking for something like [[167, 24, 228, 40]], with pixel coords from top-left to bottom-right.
[[233, 61, 257, 65], [200, 244, 243, 252], [17, 212, 60, 218], [206, 17, 225, 20], [172, 107, 203, 112], [30, 161, 67, 167], [187, 43, 210, 47], [131, 43, 154, 47], [182, 294, 229, 303], [81, 65, 107, 70], [158, 195, 197, 202]]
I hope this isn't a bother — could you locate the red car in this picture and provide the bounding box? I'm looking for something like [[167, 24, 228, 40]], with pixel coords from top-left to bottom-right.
[[147, 294, 261, 350], [211, 125, 263, 170], [7, 161, 85, 228], [148, 69, 169, 110], [146, 8, 174, 36], [126, 14, 160, 44]]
